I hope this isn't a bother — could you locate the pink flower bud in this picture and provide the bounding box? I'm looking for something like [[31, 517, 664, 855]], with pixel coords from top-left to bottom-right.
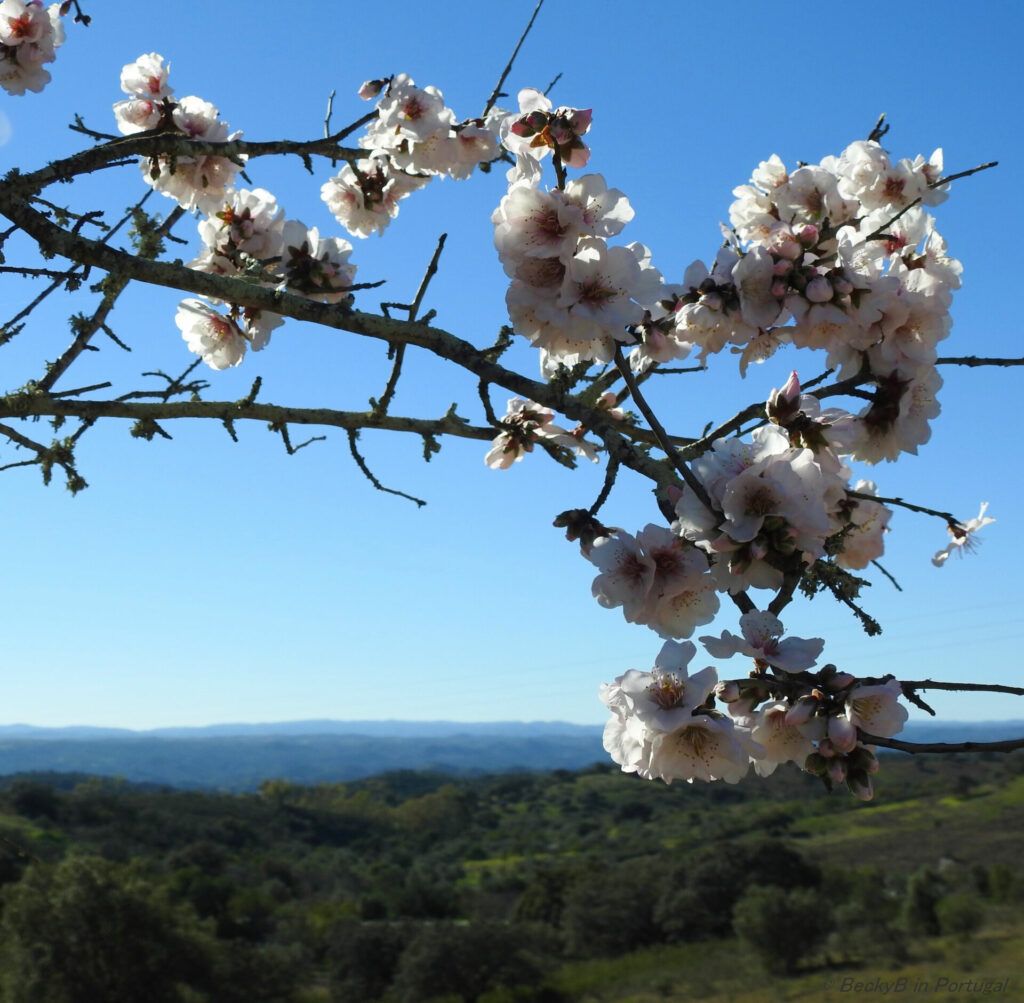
[[817, 738, 836, 758], [358, 79, 385, 101], [805, 276, 834, 303], [772, 259, 793, 276], [785, 696, 817, 728], [828, 715, 858, 754], [770, 279, 788, 299], [780, 370, 801, 402], [828, 758, 848, 784], [778, 243, 802, 262], [798, 224, 819, 246], [823, 670, 856, 692]]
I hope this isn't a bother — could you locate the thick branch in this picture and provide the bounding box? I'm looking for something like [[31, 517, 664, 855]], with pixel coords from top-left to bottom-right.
[[9, 133, 364, 193], [0, 195, 676, 490]]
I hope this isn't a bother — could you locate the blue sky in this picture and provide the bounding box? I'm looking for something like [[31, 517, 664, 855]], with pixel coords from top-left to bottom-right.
[[0, 1, 1021, 729]]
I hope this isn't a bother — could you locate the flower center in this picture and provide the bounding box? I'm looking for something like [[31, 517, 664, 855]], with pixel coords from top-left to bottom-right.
[[648, 671, 686, 709]]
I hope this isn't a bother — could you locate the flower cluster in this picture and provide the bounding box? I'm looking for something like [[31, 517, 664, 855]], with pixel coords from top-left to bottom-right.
[[113, 53, 244, 213], [110, 54, 358, 370], [321, 73, 501, 238], [178, 186, 356, 370], [723, 141, 959, 463], [484, 397, 600, 469], [492, 96, 962, 464], [584, 525, 719, 639], [0, 0, 63, 96], [492, 89, 672, 377], [601, 614, 908, 799]]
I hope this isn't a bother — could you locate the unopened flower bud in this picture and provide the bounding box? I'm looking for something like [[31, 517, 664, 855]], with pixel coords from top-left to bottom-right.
[[785, 695, 818, 728], [805, 276, 834, 303], [822, 668, 856, 692], [798, 224, 819, 246], [775, 237, 802, 261], [828, 715, 858, 754], [817, 738, 836, 758], [849, 745, 880, 775], [848, 770, 874, 801], [772, 258, 793, 276], [358, 79, 386, 100], [770, 279, 788, 299], [828, 758, 848, 784]]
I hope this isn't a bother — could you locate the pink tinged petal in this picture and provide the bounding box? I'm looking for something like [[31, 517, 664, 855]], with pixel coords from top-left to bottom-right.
[[699, 630, 748, 660], [686, 665, 719, 706], [739, 611, 784, 650], [769, 635, 825, 673], [652, 639, 697, 676]]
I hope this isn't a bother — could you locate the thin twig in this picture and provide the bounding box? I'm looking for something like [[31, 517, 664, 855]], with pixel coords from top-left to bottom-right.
[[871, 559, 903, 591], [931, 160, 997, 188], [482, 0, 546, 117], [937, 355, 1024, 368], [900, 679, 1024, 698], [848, 490, 957, 524], [862, 732, 1024, 755], [588, 455, 619, 517], [374, 233, 447, 417], [862, 197, 922, 242], [346, 429, 426, 507]]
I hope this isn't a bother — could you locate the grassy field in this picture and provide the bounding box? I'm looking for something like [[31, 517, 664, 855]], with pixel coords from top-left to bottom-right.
[[546, 917, 1023, 1002]]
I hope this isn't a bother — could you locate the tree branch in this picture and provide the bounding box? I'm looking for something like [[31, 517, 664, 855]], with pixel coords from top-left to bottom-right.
[[861, 732, 1024, 755]]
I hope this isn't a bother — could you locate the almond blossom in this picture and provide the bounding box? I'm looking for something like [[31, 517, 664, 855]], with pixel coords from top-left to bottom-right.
[[700, 611, 824, 674], [932, 502, 995, 567], [0, 0, 62, 95]]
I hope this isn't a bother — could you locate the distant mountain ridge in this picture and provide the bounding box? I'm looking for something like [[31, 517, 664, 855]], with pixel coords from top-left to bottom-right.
[[0, 720, 606, 741], [0, 720, 1019, 792]]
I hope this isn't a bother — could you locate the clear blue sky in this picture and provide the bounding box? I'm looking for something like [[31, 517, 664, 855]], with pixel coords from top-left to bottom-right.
[[0, 1, 1021, 728]]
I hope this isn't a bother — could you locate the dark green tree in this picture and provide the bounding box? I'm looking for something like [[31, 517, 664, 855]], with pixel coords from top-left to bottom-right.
[[732, 885, 832, 975], [0, 855, 207, 1003]]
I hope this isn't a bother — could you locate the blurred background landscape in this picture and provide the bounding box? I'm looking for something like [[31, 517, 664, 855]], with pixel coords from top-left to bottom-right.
[[0, 740, 1021, 1001]]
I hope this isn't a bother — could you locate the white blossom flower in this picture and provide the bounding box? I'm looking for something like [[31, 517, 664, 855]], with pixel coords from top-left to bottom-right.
[[932, 502, 994, 567], [836, 480, 892, 570], [483, 397, 575, 469], [845, 679, 908, 738], [142, 97, 243, 212], [0, 0, 62, 95], [321, 158, 429, 238], [119, 52, 172, 99], [279, 222, 356, 304], [647, 714, 760, 784], [587, 530, 655, 622], [175, 299, 248, 370], [700, 611, 824, 674], [749, 701, 820, 777]]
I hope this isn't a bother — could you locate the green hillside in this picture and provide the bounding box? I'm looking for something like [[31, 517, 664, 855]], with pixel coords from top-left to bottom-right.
[[0, 752, 1020, 1001]]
